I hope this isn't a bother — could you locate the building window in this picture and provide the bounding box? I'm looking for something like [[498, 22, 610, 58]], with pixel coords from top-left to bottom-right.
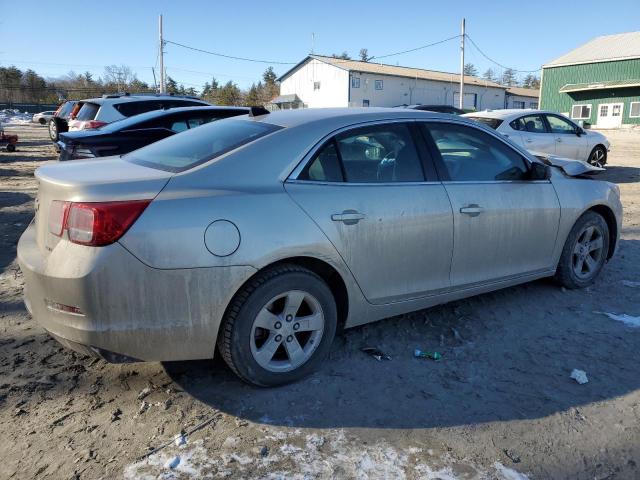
[[630, 102, 640, 118], [612, 104, 621, 117], [529, 102, 538, 109], [599, 105, 609, 117], [313, 81, 321, 91], [375, 80, 383, 90], [513, 101, 526, 109], [351, 77, 360, 88], [571, 104, 591, 120], [362, 99, 370, 107]]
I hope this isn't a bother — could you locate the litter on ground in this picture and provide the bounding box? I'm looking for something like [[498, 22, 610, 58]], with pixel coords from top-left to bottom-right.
[[570, 369, 589, 384], [414, 349, 442, 361], [361, 347, 391, 361], [596, 311, 640, 328]]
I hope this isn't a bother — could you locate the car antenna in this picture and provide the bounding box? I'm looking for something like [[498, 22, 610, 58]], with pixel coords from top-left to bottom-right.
[[249, 106, 270, 117]]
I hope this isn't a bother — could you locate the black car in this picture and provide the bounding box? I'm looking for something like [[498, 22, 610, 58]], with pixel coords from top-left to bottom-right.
[[57, 106, 249, 161], [395, 104, 466, 115]]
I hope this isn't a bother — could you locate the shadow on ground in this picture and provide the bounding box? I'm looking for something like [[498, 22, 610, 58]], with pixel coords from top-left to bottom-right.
[[164, 239, 640, 430], [599, 165, 640, 184]]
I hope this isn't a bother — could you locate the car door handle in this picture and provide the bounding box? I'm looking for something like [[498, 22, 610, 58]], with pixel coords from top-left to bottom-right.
[[331, 211, 366, 225], [525, 138, 533, 143], [460, 205, 483, 217], [555, 138, 562, 142]]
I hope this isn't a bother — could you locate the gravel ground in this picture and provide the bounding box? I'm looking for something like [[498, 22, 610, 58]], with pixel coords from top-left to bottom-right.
[[0, 123, 639, 480]]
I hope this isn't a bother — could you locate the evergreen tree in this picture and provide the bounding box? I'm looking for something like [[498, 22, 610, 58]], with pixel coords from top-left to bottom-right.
[[463, 63, 478, 76], [217, 81, 242, 106], [165, 76, 179, 94], [245, 83, 262, 106], [262, 67, 279, 102], [501, 68, 518, 87], [482, 68, 497, 82]]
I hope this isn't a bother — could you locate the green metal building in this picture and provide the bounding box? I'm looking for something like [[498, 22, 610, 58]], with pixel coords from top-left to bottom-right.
[[540, 31, 640, 128]]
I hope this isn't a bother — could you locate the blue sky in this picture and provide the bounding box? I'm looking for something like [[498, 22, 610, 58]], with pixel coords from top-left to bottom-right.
[[1, 0, 639, 90]]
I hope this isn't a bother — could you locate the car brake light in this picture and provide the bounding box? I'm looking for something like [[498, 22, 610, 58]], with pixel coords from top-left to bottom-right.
[[82, 120, 107, 130], [48, 200, 150, 246], [48, 200, 70, 236]]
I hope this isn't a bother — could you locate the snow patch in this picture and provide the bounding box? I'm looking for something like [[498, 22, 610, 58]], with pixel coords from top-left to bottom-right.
[[597, 311, 640, 328]]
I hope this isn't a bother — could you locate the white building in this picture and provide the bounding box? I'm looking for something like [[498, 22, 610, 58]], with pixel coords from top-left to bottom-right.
[[505, 87, 540, 109], [277, 55, 507, 110]]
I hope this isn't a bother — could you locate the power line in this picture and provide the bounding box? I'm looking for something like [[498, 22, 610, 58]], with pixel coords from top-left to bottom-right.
[[465, 34, 541, 73], [370, 35, 461, 60], [165, 40, 298, 65]]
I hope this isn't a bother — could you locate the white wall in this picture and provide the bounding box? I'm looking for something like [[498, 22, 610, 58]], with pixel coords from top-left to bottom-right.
[[280, 59, 349, 108], [505, 95, 539, 109], [348, 72, 505, 110]]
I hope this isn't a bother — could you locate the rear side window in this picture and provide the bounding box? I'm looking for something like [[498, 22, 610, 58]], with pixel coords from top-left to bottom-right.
[[425, 123, 528, 182], [125, 119, 282, 172], [114, 101, 163, 117], [466, 117, 503, 129], [75, 102, 100, 121], [302, 142, 343, 182]]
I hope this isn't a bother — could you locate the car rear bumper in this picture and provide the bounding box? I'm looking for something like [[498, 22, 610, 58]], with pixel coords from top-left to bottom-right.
[[18, 223, 256, 362]]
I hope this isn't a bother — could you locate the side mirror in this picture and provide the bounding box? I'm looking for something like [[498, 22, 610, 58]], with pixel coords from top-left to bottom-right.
[[575, 126, 584, 136], [530, 162, 551, 180]]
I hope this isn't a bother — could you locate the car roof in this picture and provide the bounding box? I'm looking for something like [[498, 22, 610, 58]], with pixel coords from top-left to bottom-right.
[[79, 95, 210, 105], [462, 109, 558, 119], [249, 107, 459, 129]]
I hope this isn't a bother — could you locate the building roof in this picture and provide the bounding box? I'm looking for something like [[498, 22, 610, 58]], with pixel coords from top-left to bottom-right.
[[278, 55, 505, 89], [559, 79, 640, 93], [505, 87, 540, 98], [544, 31, 640, 68]]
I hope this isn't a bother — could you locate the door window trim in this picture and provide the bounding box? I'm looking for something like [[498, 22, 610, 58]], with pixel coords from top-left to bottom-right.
[[543, 114, 579, 135], [416, 119, 550, 185], [287, 119, 440, 185]]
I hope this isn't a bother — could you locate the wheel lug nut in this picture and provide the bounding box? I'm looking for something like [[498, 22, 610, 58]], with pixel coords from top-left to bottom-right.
[[275, 334, 282, 342], [286, 335, 293, 342], [293, 323, 300, 331], [274, 321, 282, 329], [286, 315, 293, 322]]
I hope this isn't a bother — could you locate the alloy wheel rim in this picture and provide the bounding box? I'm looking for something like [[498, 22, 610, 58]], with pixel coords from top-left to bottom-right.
[[589, 149, 605, 168], [572, 225, 605, 279], [250, 290, 325, 372]]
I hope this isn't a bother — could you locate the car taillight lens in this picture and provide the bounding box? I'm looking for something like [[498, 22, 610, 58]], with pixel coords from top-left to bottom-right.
[[82, 120, 107, 130], [48, 200, 150, 246]]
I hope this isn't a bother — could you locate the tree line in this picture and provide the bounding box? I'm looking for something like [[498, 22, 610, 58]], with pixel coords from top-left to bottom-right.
[[463, 63, 540, 88], [0, 65, 281, 107]]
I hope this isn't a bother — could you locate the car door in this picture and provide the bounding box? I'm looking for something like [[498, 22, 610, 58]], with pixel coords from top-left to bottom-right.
[[511, 114, 556, 155], [545, 114, 586, 160], [420, 121, 560, 287], [285, 121, 454, 304]]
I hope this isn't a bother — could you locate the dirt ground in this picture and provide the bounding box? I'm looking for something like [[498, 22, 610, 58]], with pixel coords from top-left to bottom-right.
[[0, 123, 639, 480]]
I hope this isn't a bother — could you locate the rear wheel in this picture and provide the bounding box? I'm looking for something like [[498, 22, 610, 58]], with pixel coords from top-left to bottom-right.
[[38, 118, 47, 125], [588, 146, 607, 167], [555, 211, 609, 289], [218, 264, 337, 387], [48, 118, 58, 141]]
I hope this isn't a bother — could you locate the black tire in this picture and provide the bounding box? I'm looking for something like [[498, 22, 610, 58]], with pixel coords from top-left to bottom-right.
[[555, 211, 609, 289], [48, 118, 58, 141], [38, 118, 46, 125], [588, 145, 607, 167], [6, 144, 15, 152], [217, 264, 337, 387]]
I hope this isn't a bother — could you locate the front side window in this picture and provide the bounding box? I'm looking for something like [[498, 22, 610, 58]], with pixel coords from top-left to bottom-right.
[[169, 120, 189, 133], [571, 104, 591, 120], [511, 115, 547, 133], [125, 119, 282, 172], [546, 114, 576, 134], [425, 123, 529, 182]]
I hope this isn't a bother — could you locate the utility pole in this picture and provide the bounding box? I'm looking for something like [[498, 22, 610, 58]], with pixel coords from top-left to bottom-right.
[[159, 14, 165, 94], [459, 18, 465, 110]]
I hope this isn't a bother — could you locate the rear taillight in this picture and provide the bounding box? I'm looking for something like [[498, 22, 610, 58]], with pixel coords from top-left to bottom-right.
[[48, 200, 150, 246], [82, 120, 107, 130]]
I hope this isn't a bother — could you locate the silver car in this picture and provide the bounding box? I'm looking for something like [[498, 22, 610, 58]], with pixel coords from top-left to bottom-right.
[[18, 108, 622, 386], [463, 109, 610, 167]]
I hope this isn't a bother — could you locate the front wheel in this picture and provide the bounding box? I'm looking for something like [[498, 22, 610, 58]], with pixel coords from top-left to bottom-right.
[[48, 118, 58, 141], [555, 211, 609, 289], [217, 264, 337, 387], [588, 146, 607, 167]]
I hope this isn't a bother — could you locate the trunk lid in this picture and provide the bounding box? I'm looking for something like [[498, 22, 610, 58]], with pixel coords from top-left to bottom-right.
[[34, 156, 172, 254]]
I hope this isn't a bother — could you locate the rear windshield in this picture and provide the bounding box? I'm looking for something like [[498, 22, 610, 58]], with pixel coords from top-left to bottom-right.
[[75, 102, 100, 121], [466, 117, 503, 129], [58, 102, 76, 117], [124, 119, 283, 172]]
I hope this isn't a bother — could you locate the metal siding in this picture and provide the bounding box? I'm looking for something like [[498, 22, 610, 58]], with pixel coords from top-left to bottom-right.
[[541, 59, 640, 125]]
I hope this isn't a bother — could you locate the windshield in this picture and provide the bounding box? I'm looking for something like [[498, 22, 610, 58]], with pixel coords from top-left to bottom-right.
[[466, 117, 503, 129], [124, 119, 282, 172]]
